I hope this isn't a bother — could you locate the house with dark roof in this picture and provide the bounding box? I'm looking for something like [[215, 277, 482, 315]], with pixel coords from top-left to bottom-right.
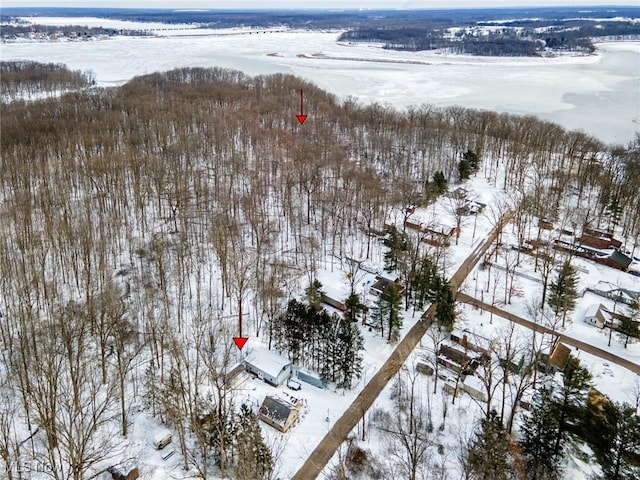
[[369, 276, 405, 297], [259, 395, 299, 433], [597, 250, 633, 271]]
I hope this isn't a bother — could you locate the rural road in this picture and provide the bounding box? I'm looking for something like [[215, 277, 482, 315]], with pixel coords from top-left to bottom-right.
[[457, 292, 640, 375], [290, 212, 512, 480]]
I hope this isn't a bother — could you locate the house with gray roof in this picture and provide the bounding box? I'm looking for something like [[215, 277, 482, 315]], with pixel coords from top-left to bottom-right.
[[259, 395, 299, 433]]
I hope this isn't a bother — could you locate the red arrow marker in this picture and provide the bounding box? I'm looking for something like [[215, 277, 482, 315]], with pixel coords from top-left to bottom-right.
[[233, 337, 248, 350], [296, 88, 307, 125], [233, 300, 248, 350]]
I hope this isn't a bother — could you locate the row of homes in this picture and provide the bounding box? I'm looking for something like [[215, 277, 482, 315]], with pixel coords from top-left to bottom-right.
[[527, 222, 637, 273]]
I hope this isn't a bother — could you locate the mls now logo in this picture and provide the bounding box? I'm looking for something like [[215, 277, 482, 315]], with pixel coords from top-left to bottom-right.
[[16, 460, 54, 476]]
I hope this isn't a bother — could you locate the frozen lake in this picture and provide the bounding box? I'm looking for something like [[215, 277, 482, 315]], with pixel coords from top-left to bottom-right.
[[1, 22, 638, 145]]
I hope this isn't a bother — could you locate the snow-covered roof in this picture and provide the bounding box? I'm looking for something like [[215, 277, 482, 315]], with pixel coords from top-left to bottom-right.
[[591, 280, 617, 292], [260, 395, 296, 427], [245, 347, 292, 379], [584, 303, 604, 319]]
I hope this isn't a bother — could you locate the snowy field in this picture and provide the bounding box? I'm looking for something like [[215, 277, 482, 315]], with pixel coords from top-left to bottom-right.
[[1, 17, 638, 145]]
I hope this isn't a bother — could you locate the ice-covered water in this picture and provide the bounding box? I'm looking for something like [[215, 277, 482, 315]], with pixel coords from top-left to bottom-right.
[[1, 21, 638, 145]]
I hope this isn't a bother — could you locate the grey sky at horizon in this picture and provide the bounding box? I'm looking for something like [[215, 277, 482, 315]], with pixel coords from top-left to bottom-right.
[[2, 1, 639, 9]]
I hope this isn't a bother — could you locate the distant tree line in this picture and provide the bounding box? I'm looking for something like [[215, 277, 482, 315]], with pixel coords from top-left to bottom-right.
[[1, 60, 94, 100], [339, 20, 640, 55]]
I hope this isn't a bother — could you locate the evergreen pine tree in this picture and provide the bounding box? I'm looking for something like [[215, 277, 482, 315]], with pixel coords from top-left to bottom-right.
[[459, 158, 472, 181], [433, 170, 448, 194], [468, 409, 510, 480], [552, 355, 592, 457], [344, 292, 367, 323], [306, 279, 325, 311], [601, 402, 640, 480], [432, 276, 455, 331], [520, 387, 563, 480], [618, 315, 640, 349], [336, 318, 364, 389], [425, 170, 448, 202], [383, 225, 408, 273], [605, 195, 623, 230], [381, 283, 403, 343], [317, 310, 337, 382], [413, 255, 437, 309], [234, 403, 273, 480], [547, 260, 579, 328], [463, 149, 480, 172]]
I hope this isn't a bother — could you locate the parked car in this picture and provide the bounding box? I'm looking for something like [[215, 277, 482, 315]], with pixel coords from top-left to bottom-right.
[[287, 378, 302, 391]]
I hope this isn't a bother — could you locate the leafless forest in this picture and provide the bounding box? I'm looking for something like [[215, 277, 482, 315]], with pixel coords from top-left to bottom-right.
[[0, 65, 638, 479]]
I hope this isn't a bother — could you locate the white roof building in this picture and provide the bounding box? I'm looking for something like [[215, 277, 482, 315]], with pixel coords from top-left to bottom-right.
[[244, 346, 293, 387]]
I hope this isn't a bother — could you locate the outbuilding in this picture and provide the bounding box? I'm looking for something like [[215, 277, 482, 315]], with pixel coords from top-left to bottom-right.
[[296, 367, 325, 389], [244, 347, 293, 387]]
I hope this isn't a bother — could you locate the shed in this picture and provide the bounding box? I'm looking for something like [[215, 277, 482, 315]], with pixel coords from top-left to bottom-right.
[[321, 294, 347, 312], [259, 395, 299, 433], [597, 250, 633, 271], [297, 367, 325, 389], [244, 347, 292, 387]]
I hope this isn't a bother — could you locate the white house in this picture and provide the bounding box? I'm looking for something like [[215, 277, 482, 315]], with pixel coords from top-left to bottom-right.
[[584, 303, 608, 328], [244, 347, 293, 387]]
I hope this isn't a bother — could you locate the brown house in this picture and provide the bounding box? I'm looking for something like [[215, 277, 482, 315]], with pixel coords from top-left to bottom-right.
[[370, 276, 405, 297], [321, 294, 347, 311], [259, 395, 300, 433], [548, 342, 572, 371], [579, 228, 622, 250]]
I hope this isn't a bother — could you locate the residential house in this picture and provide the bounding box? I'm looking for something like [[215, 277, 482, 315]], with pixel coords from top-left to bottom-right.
[[586, 282, 640, 306], [422, 223, 458, 247], [459, 199, 487, 216], [244, 347, 293, 387], [259, 395, 300, 433], [598, 250, 633, 272], [369, 276, 405, 297], [449, 328, 493, 355], [548, 342, 572, 372], [584, 303, 608, 328], [579, 228, 622, 250], [320, 294, 347, 312]]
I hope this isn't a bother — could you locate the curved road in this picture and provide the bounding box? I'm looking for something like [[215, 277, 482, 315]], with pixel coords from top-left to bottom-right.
[[290, 212, 512, 480]]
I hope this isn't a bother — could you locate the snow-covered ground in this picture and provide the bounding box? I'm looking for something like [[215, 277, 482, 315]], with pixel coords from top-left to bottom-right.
[[1, 17, 638, 145], [2, 15, 638, 480]]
